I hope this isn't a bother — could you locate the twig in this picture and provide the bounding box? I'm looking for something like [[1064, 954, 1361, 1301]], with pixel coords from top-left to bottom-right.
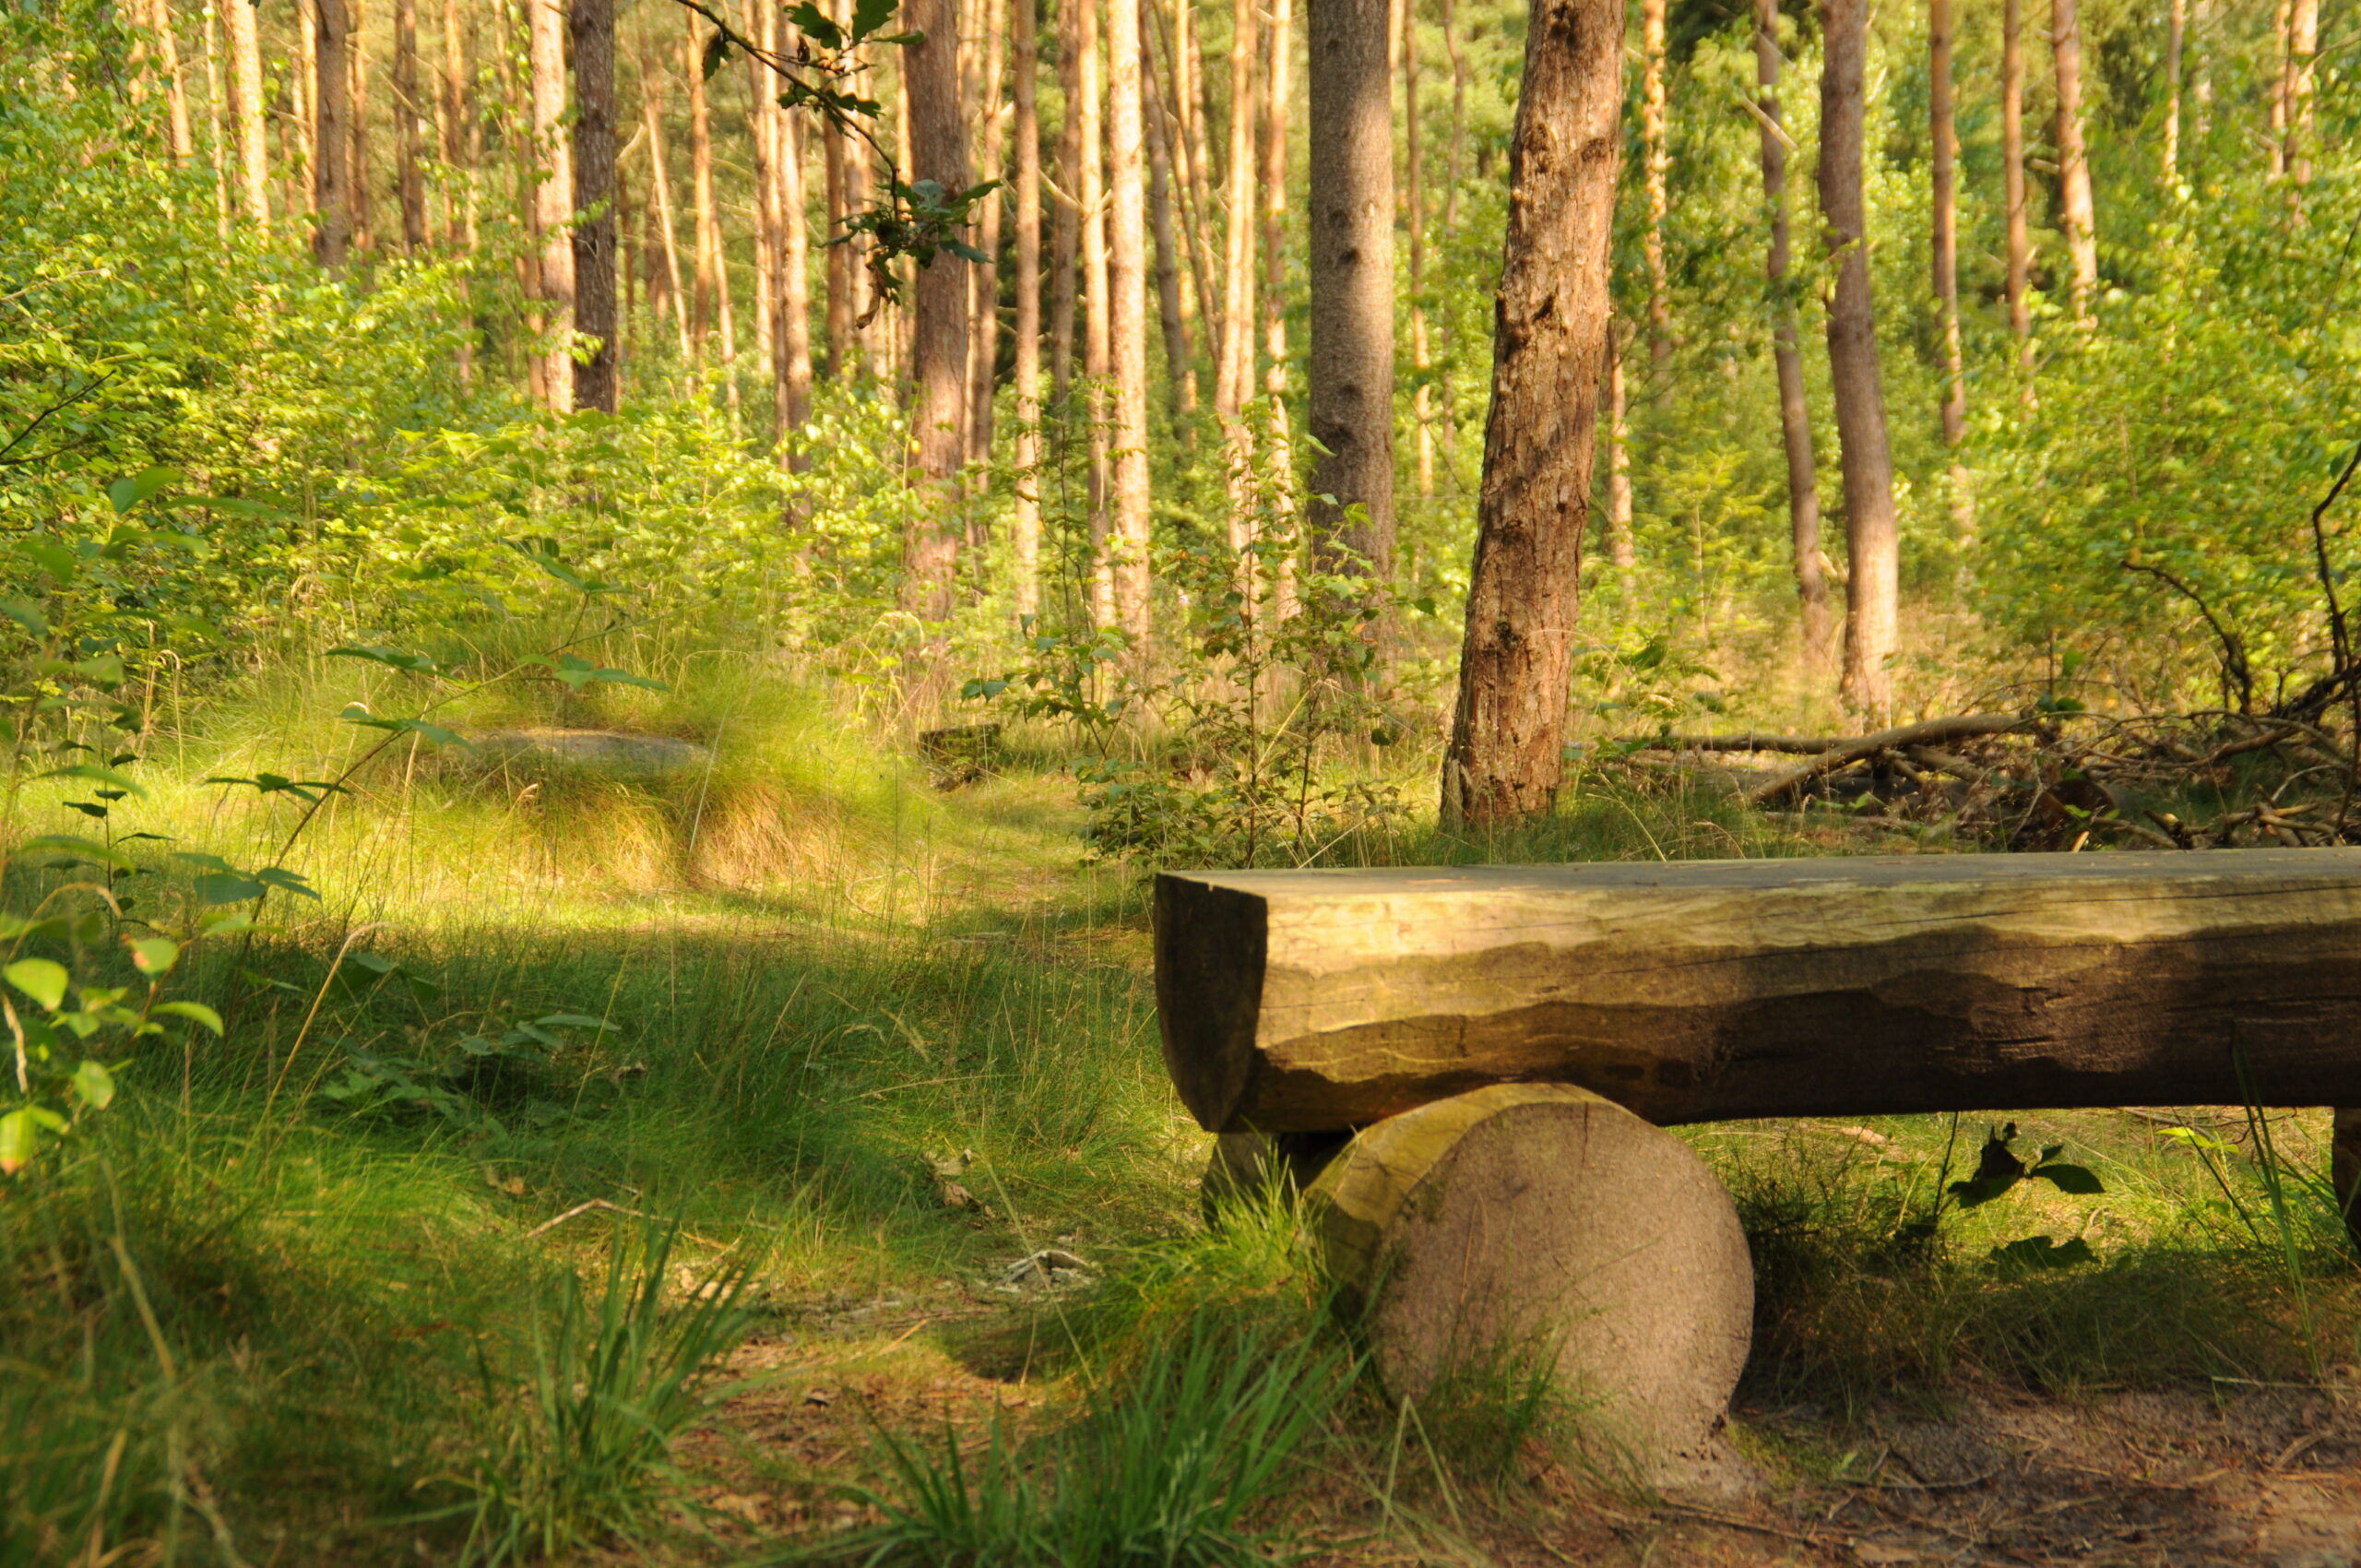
[[525, 1197, 649, 1238]]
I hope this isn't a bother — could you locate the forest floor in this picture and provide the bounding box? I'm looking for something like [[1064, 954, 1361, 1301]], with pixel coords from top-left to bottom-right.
[[16, 668, 2361, 1564]]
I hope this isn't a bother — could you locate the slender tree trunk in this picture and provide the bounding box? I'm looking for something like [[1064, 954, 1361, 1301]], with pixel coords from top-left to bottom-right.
[[1261, 0, 1297, 598], [202, 0, 232, 237], [441, 0, 472, 246], [967, 0, 1007, 471], [747, 15, 780, 377], [822, 0, 855, 376], [1108, 0, 1154, 644], [1639, 0, 1669, 387], [777, 79, 814, 450], [1404, 0, 1433, 498], [2002, 0, 2033, 394], [1050, 0, 1083, 403], [2270, 0, 2290, 179], [1819, 0, 1900, 719], [685, 13, 718, 355], [1438, 0, 1622, 828], [1145, 33, 1196, 417], [532, 0, 573, 407], [351, 0, 374, 251], [2287, 0, 2316, 186], [314, 0, 353, 263], [1012, 0, 1044, 619], [2163, 0, 2182, 185], [1305, 0, 1394, 582], [152, 0, 196, 159], [902, 0, 971, 622], [1161, 0, 1219, 346], [299, 0, 318, 213], [1080, 0, 1116, 628], [397, 0, 428, 247], [640, 35, 693, 358], [2051, 0, 2097, 325], [1604, 321, 1633, 567], [2193, 0, 2212, 139], [1216, 0, 1259, 554], [1752, 0, 1825, 665], [1928, 0, 1962, 448], [227, 0, 270, 230], [572, 0, 618, 410]]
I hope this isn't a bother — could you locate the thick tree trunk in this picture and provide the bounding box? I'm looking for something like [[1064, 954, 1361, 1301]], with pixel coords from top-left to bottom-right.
[[1011, 0, 1044, 619], [901, 0, 970, 623], [1818, 0, 1899, 719], [2002, 0, 2033, 394], [2051, 0, 2097, 324], [1108, 0, 1154, 645], [571, 0, 618, 410], [1158, 0, 1219, 350], [1216, 0, 1259, 556], [2163, 0, 2182, 185], [1305, 0, 1395, 583], [1437, 0, 1621, 828], [1639, 0, 1669, 385], [1155, 851, 2361, 1134], [226, 0, 269, 229], [314, 0, 352, 263], [1752, 0, 1825, 667], [396, 0, 428, 247]]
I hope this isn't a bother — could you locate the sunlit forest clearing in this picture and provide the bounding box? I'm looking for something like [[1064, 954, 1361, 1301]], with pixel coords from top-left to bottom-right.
[[8, 0, 2361, 1554]]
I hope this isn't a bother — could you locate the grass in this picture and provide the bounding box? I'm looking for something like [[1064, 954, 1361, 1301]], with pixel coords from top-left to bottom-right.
[[7, 642, 2361, 1562]]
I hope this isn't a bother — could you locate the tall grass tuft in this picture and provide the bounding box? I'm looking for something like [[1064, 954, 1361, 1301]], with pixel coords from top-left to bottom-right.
[[451, 1221, 758, 1566]]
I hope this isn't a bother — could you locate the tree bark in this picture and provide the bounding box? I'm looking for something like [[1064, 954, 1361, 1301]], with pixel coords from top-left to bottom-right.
[[1928, 0, 1962, 448], [1305, 0, 1395, 583], [1604, 321, 1633, 568], [747, 13, 781, 380], [1437, 0, 1621, 828], [2002, 0, 2033, 394], [201, 0, 232, 238], [638, 31, 693, 358], [2286, 0, 2316, 186], [1403, 0, 1432, 498], [1311, 1084, 1752, 1477], [395, 0, 428, 247], [441, 0, 473, 247], [1639, 0, 1669, 385], [1108, 0, 1155, 645], [1818, 0, 1899, 719], [1050, 0, 1083, 403], [822, 0, 855, 377], [2270, 0, 2290, 180], [777, 93, 814, 451], [1145, 32, 1196, 417], [684, 11, 719, 361], [2163, 0, 2182, 186], [901, 0, 971, 623], [967, 0, 1007, 472], [1154, 851, 2361, 1134], [2051, 0, 2097, 325], [314, 0, 352, 263], [1751, 0, 1825, 667], [1079, 0, 1116, 628], [1011, 0, 1044, 619], [226, 0, 270, 230], [529, 0, 573, 407], [151, 0, 196, 159], [1215, 0, 1259, 556], [350, 0, 375, 251], [571, 0, 618, 410], [1260, 0, 1297, 600]]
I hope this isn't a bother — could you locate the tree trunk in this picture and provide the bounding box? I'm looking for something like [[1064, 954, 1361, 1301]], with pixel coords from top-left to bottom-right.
[[152, 0, 195, 159], [299, 0, 318, 211], [571, 0, 618, 410], [1108, 0, 1154, 645], [1011, 0, 1044, 619], [1216, 0, 1259, 557], [2286, 0, 2316, 186], [1145, 33, 1196, 417], [314, 0, 352, 263], [1928, 0, 1962, 448], [1304, 0, 1395, 584], [1639, 0, 1668, 386], [1404, 0, 1432, 499], [1437, 0, 1621, 828], [1050, 0, 1082, 403], [1153, 852, 2361, 1134], [967, 0, 1007, 471], [2002, 0, 2033, 394], [226, 0, 270, 230], [201, 0, 231, 238], [822, 0, 855, 377], [529, 0, 573, 406], [1752, 0, 1825, 667], [2270, 0, 2290, 180], [1159, 0, 1220, 349], [747, 15, 780, 380], [1820, 0, 1899, 719], [639, 34, 693, 358], [2163, 0, 2182, 186], [351, 0, 376, 252], [396, 0, 428, 247], [1604, 322, 1633, 568], [1260, 0, 1297, 602], [684, 12, 718, 357], [1079, 0, 1116, 629], [901, 0, 971, 623], [778, 98, 814, 452], [2051, 0, 2097, 325], [441, 0, 473, 247]]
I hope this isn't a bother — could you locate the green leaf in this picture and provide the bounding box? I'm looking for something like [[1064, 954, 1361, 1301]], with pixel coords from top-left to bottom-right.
[[126, 936, 179, 976], [784, 0, 842, 47], [18, 834, 134, 870], [155, 1001, 223, 1036], [0, 1107, 39, 1174], [338, 706, 479, 751], [193, 872, 266, 905], [106, 467, 180, 514], [71, 1059, 115, 1110], [699, 30, 730, 78], [36, 764, 146, 798], [534, 1013, 618, 1031], [0, 599, 49, 638], [849, 0, 896, 41], [16, 541, 77, 584], [5, 958, 70, 1011], [255, 867, 320, 901], [328, 645, 443, 676], [2033, 1162, 2106, 1195]]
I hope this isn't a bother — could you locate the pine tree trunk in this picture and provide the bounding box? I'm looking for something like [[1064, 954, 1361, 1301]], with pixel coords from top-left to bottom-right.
[[685, 12, 718, 358], [902, 0, 971, 623], [2286, 0, 2316, 186], [1640, 0, 1669, 386], [572, 0, 618, 410], [1752, 0, 1826, 667], [1261, 0, 1297, 605], [396, 0, 428, 246], [1305, 0, 1395, 583], [967, 0, 1007, 471], [1080, 0, 1116, 629], [2163, 0, 2182, 185], [1404, 0, 1432, 498], [777, 76, 814, 450], [1819, 0, 1900, 719], [1145, 39, 1196, 416], [1109, 0, 1154, 645], [822, 0, 855, 377], [1216, 0, 1259, 557], [351, 0, 374, 251], [1160, 0, 1219, 346], [1011, 0, 1044, 619], [299, 0, 318, 212], [2002, 0, 2033, 393], [1050, 0, 1082, 403], [747, 15, 780, 379], [531, 0, 574, 407], [2270, 0, 2290, 180], [202, 0, 232, 238], [639, 33, 693, 357], [440, 0, 472, 246], [227, 0, 271, 230], [314, 0, 353, 263], [2051, 0, 2097, 325], [1604, 321, 1633, 568], [1928, 0, 1963, 448], [152, 0, 195, 159], [1437, 0, 1622, 828]]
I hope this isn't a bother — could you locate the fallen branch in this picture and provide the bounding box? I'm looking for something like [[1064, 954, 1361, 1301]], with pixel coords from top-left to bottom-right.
[[1745, 714, 2036, 806], [1637, 731, 1843, 755]]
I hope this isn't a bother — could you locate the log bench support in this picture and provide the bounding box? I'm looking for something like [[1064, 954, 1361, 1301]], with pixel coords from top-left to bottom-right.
[[1157, 850, 2361, 1476]]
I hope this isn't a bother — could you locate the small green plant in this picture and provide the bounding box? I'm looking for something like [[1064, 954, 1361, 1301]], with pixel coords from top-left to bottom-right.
[[446, 1222, 760, 1566]]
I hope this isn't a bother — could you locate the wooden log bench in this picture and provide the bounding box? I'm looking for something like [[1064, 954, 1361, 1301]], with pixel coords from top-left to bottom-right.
[[1153, 849, 2361, 1479]]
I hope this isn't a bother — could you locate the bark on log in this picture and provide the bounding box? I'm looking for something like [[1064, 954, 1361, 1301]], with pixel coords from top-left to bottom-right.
[[1154, 849, 2361, 1134], [1310, 1083, 1751, 1475]]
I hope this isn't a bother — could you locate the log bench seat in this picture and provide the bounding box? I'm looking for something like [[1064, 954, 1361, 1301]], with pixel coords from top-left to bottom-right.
[[1152, 849, 2361, 1477]]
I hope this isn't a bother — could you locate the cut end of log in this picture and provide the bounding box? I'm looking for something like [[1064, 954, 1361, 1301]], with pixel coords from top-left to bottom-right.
[[1309, 1084, 1754, 1480]]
